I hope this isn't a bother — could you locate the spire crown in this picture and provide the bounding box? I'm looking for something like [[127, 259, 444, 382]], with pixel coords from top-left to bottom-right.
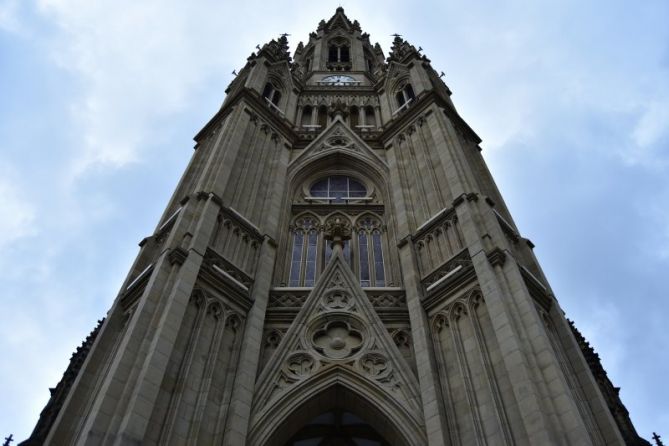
[[387, 35, 422, 63], [256, 34, 292, 63]]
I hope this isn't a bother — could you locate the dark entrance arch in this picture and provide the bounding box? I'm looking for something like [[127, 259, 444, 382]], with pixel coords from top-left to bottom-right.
[[260, 381, 415, 446], [283, 409, 391, 446]]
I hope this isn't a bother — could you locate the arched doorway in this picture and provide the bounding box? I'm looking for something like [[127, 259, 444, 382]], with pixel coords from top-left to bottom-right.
[[256, 377, 421, 446], [283, 409, 391, 446]]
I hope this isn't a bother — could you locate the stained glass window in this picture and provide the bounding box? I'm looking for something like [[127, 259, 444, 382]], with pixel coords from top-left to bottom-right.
[[359, 232, 370, 287], [372, 231, 385, 287], [289, 231, 304, 286], [288, 208, 387, 288], [356, 216, 386, 287], [289, 216, 318, 287], [304, 230, 318, 286], [324, 239, 351, 266]]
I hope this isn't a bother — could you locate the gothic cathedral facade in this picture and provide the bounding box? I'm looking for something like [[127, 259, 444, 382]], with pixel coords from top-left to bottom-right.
[[24, 8, 649, 446]]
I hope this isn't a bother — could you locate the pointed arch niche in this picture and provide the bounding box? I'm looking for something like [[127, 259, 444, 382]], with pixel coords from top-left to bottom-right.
[[250, 370, 424, 446], [276, 150, 400, 289]]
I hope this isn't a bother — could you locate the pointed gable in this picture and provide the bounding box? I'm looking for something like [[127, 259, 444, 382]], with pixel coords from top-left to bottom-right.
[[251, 252, 423, 427], [289, 116, 387, 170], [321, 7, 361, 33]]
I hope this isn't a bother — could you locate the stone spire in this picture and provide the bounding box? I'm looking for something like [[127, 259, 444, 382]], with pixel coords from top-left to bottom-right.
[[256, 34, 292, 63], [387, 35, 423, 64]]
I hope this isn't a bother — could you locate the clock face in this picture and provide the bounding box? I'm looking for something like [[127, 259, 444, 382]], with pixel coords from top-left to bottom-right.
[[321, 74, 357, 86]]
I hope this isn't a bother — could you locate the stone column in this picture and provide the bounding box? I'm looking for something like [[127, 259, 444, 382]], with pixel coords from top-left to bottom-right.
[[223, 235, 277, 445], [397, 238, 452, 445]]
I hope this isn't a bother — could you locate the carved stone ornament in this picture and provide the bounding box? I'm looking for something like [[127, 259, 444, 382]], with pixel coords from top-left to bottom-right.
[[285, 352, 317, 379], [321, 289, 355, 311], [311, 318, 364, 359], [359, 352, 390, 378], [323, 215, 352, 244]]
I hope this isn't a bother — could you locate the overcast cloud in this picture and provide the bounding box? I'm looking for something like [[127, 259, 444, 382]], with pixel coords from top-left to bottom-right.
[[1, 0, 667, 440]]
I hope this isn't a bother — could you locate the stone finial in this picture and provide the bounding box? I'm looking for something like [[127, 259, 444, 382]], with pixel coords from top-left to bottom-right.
[[653, 433, 664, 446], [256, 35, 292, 63], [3, 435, 13, 446], [387, 34, 422, 63], [324, 216, 352, 252]]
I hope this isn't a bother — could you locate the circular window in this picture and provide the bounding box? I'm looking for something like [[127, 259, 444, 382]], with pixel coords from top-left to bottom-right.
[[310, 175, 367, 202]]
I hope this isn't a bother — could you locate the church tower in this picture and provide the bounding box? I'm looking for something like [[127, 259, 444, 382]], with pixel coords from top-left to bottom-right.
[[24, 8, 649, 445]]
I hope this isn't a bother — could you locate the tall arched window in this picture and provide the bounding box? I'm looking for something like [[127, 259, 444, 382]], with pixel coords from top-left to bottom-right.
[[288, 215, 319, 286], [327, 38, 351, 70], [356, 215, 385, 287], [262, 82, 282, 107], [395, 83, 416, 111], [364, 106, 376, 128], [340, 45, 350, 62], [301, 105, 313, 127], [349, 106, 359, 128], [328, 45, 338, 63], [317, 105, 328, 128]]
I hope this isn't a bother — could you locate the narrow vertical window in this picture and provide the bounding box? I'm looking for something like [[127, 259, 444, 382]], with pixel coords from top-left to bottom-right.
[[405, 84, 416, 101], [359, 232, 370, 287], [318, 105, 328, 128], [396, 91, 406, 107], [289, 231, 304, 286], [372, 231, 385, 286], [271, 90, 281, 106], [301, 105, 313, 127], [340, 46, 350, 62], [356, 215, 386, 287], [364, 106, 375, 128], [350, 106, 359, 128], [262, 82, 273, 100], [304, 230, 318, 286], [262, 82, 282, 108], [329, 45, 338, 63], [396, 83, 416, 110], [343, 239, 351, 265], [324, 239, 333, 265]]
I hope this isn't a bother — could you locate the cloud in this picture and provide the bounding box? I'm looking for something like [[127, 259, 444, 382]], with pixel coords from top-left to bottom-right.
[[34, 0, 238, 174], [0, 0, 22, 32], [2, 0, 668, 441], [628, 97, 669, 165], [0, 165, 37, 250]]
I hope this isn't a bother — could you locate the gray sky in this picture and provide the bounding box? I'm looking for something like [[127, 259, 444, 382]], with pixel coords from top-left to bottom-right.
[[1, 0, 667, 440]]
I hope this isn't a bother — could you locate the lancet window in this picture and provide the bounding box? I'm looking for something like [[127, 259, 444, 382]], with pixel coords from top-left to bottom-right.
[[356, 215, 386, 287], [347, 106, 376, 130], [262, 82, 282, 107], [327, 37, 352, 70], [394, 82, 416, 113], [288, 215, 320, 287], [328, 44, 350, 63]]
